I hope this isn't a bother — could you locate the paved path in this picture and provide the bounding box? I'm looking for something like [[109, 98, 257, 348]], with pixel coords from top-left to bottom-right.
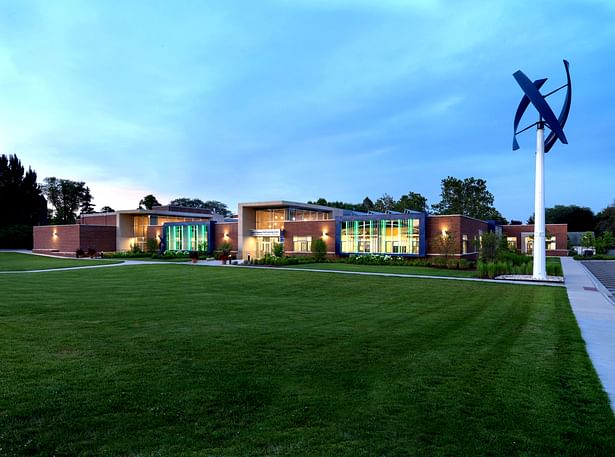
[[561, 257, 615, 409]]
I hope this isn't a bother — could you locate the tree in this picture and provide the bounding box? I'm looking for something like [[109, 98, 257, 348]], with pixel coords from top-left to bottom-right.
[[42, 177, 92, 224], [0, 154, 47, 227], [595, 231, 614, 254], [169, 198, 232, 216], [595, 200, 615, 235], [99, 206, 115, 213], [395, 191, 429, 213], [139, 194, 161, 210], [545, 205, 595, 232], [0, 154, 47, 248], [432, 176, 507, 223], [80, 187, 95, 214], [581, 231, 595, 249], [374, 193, 396, 212], [361, 197, 374, 212]]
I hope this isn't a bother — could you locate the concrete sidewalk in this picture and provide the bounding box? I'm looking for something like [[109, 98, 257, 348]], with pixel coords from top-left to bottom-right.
[[561, 257, 615, 409]]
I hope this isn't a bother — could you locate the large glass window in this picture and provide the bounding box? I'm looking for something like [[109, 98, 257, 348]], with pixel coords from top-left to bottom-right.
[[288, 208, 329, 221], [340, 218, 420, 255], [165, 224, 208, 251], [293, 236, 312, 252], [255, 209, 286, 229]]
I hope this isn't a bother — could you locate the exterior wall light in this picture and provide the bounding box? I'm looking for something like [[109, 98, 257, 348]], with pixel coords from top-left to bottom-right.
[[322, 231, 328, 237], [441, 229, 448, 238]]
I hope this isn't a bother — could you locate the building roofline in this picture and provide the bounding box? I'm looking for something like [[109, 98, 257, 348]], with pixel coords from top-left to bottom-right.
[[238, 200, 341, 212], [427, 214, 490, 224]]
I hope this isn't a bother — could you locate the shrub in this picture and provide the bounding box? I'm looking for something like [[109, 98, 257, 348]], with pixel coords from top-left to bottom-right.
[[311, 238, 327, 262], [486, 262, 497, 279], [0, 224, 33, 249], [146, 238, 159, 253], [546, 263, 563, 276], [76, 249, 85, 258], [273, 242, 284, 258]]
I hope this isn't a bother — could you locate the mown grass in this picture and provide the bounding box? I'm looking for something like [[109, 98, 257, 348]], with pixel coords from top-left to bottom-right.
[[284, 262, 477, 277], [1, 264, 613, 456], [0, 252, 121, 271]]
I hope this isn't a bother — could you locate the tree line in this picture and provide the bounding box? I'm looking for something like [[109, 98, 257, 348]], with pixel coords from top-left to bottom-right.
[[1, 153, 613, 248], [310, 176, 507, 224]]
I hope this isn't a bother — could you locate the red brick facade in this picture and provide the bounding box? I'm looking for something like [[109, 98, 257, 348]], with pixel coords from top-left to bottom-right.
[[282, 220, 337, 255], [501, 224, 568, 256], [80, 214, 117, 225], [33, 225, 116, 255], [426, 215, 489, 259], [213, 222, 239, 255]]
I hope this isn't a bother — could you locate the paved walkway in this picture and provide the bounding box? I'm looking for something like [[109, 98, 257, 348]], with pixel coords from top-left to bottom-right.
[[561, 257, 615, 409]]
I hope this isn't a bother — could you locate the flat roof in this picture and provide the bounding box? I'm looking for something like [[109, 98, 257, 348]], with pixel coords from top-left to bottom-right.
[[238, 200, 341, 212]]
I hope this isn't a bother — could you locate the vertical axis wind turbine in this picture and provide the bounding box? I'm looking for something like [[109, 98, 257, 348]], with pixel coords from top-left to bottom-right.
[[512, 60, 572, 280]]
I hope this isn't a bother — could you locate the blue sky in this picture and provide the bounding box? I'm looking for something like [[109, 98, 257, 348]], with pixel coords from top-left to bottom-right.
[[1, 0, 613, 221]]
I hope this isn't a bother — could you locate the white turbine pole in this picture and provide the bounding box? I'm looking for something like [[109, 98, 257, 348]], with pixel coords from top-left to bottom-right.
[[533, 120, 547, 280]]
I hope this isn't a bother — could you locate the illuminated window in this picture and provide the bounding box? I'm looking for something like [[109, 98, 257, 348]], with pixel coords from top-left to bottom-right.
[[340, 218, 420, 255], [165, 224, 208, 251], [546, 236, 556, 250], [462, 234, 468, 254], [507, 236, 517, 249], [293, 236, 312, 252]]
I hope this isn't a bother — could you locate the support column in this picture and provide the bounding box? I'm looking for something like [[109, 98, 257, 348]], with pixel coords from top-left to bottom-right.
[[533, 121, 547, 280]]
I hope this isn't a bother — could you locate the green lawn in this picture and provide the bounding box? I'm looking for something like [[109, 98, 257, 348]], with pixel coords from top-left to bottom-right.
[[1, 264, 614, 456], [0, 252, 121, 271], [285, 262, 477, 277]]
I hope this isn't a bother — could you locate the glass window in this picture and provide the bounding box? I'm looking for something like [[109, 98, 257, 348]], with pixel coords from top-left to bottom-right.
[[293, 236, 312, 252], [546, 236, 556, 250], [462, 234, 468, 254], [164, 224, 208, 251], [255, 209, 285, 229], [507, 236, 517, 249], [340, 218, 420, 255]]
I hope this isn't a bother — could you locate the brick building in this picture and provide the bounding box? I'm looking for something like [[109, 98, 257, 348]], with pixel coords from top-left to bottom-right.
[[33, 200, 568, 260]]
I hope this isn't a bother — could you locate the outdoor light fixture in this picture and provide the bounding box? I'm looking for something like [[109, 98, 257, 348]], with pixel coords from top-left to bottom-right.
[[322, 231, 328, 237], [441, 229, 448, 237]]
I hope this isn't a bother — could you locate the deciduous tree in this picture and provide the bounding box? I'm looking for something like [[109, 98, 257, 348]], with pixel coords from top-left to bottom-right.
[[169, 198, 232, 216], [139, 194, 161, 210], [42, 177, 93, 224], [432, 176, 507, 223]]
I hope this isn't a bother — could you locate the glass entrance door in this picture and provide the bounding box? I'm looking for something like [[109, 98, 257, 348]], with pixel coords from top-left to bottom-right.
[[256, 236, 279, 258]]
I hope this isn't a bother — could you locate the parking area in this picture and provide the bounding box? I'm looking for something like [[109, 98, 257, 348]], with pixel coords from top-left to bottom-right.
[[582, 260, 615, 301]]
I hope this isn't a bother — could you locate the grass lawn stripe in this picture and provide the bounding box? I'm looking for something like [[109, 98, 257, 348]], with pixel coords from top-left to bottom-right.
[[0, 252, 121, 271], [0, 265, 613, 456]]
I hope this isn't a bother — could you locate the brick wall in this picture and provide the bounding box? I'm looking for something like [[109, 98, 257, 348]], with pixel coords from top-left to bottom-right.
[[80, 214, 117, 225], [426, 215, 488, 259], [283, 220, 337, 255], [502, 224, 568, 256], [213, 222, 239, 254], [33, 225, 116, 253]]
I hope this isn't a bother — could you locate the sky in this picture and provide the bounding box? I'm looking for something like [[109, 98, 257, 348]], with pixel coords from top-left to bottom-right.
[[1, 0, 613, 221]]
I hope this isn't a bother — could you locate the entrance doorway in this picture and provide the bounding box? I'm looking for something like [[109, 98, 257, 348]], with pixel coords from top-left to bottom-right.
[[256, 236, 279, 258]]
